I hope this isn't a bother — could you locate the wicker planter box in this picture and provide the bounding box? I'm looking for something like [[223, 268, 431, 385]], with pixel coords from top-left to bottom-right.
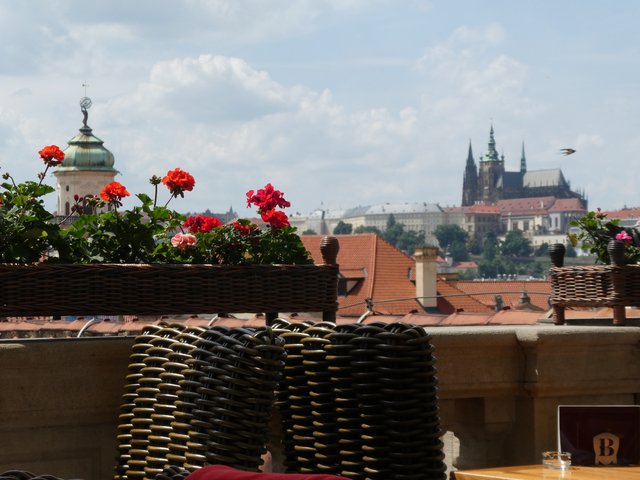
[[0, 237, 339, 321], [549, 243, 640, 326]]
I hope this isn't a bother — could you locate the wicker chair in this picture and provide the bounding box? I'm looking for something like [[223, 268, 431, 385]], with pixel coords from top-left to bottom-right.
[[549, 242, 640, 326]]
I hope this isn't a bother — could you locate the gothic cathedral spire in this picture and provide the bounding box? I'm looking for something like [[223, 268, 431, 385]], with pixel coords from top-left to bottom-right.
[[462, 140, 478, 206], [477, 124, 505, 203], [520, 141, 527, 173], [484, 123, 500, 162]]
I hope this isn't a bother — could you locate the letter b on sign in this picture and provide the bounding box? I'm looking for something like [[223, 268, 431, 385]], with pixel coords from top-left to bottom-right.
[[593, 432, 620, 465]]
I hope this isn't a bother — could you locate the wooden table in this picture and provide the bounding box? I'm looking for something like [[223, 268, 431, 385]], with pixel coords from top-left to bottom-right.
[[453, 464, 640, 479]]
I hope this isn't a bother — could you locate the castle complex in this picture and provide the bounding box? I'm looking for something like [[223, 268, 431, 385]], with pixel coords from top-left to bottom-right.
[[461, 125, 586, 207]]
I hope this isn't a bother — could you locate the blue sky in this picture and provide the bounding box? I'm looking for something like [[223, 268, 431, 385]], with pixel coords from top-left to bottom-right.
[[0, 1, 638, 216]]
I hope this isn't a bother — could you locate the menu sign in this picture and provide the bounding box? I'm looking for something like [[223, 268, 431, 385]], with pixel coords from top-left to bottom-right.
[[558, 405, 640, 466]]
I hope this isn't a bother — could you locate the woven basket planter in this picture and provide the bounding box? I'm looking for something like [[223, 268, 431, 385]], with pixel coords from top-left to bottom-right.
[[548, 242, 640, 326], [0, 237, 340, 321]]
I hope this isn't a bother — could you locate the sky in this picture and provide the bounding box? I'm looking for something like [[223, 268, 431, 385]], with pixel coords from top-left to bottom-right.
[[0, 0, 638, 217]]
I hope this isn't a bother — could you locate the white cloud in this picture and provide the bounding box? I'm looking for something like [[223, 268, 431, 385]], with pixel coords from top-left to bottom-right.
[[575, 134, 604, 150], [81, 53, 427, 213], [0, 2, 639, 217]]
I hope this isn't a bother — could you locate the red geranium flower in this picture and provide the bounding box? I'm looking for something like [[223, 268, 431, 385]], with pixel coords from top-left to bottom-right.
[[100, 181, 130, 204], [261, 209, 290, 229], [233, 221, 257, 236], [183, 215, 223, 233], [246, 183, 291, 211], [39, 145, 65, 167], [163, 168, 195, 196]]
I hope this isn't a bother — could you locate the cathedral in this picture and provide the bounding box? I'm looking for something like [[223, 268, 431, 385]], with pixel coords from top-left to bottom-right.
[[461, 125, 586, 207]]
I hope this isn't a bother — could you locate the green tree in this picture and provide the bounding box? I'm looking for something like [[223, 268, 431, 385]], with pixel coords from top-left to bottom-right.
[[534, 242, 549, 257], [467, 237, 482, 255], [483, 232, 499, 261], [395, 229, 426, 256], [383, 214, 404, 246], [354, 225, 382, 235], [433, 224, 468, 251], [302, 229, 317, 235], [501, 229, 533, 257], [333, 221, 353, 235], [449, 240, 469, 262], [379, 214, 426, 255]]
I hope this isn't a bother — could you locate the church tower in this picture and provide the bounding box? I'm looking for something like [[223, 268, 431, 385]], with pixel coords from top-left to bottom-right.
[[477, 125, 504, 203], [461, 141, 478, 206], [54, 97, 118, 216], [520, 141, 527, 173]]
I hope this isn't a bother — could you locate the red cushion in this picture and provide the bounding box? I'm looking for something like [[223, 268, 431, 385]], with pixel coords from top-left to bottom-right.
[[185, 464, 351, 480]]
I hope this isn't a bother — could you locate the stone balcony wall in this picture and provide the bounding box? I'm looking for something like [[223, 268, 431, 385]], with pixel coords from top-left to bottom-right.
[[0, 326, 639, 480]]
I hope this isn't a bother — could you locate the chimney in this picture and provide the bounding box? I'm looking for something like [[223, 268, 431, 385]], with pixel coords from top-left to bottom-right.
[[414, 246, 439, 310]]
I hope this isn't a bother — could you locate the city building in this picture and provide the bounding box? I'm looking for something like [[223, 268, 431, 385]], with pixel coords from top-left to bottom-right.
[[461, 125, 586, 207], [443, 203, 501, 241], [300, 234, 550, 318], [599, 207, 640, 228], [54, 97, 118, 216], [292, 202, 445, 245]]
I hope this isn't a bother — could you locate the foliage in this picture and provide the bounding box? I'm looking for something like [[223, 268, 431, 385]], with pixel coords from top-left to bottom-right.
[[64, 191, 184, 263], [0, 146, 312, 265], [500, 229, 533, 257], [353, 225, 382, 235], [0, 146, 69, 263], [467, 237, 482, 255], [449, 240, 469, 262], [568, 209, 640, 264], [339, 215, 424, 255], [393, 229, 425, 256], [534, 242, 549, 257], [383, 214, 403, 245], [333, 221, 352, 235], [482, 232, 499, 261], [433, 224, 468, 251], [477, 255, 545, 279], [382, 214, 425, 255]]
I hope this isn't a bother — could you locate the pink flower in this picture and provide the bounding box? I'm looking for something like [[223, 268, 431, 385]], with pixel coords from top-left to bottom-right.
[[171, 233, 197, 251], [615, 231, 633, 244]]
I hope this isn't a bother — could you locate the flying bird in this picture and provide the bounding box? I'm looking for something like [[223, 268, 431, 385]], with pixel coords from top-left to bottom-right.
[[559, 148, 576, 156]]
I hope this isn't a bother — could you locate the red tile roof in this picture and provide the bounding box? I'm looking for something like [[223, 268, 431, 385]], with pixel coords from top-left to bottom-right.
[[453, 261, 478, 269], [451, 280, 551, 311], [547, 198, 586, 213], [302, 235, 551, 317], [436, 277, 492, 314], [445, 204, 500, 214], [600, 208, 640, 220], [4, 306, 636, 338], [496, 196, 556, 215], [302, 234, 422, 317]]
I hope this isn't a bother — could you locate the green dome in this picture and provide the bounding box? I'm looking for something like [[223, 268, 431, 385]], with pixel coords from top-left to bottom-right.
[[59, 125, 116, 172]]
